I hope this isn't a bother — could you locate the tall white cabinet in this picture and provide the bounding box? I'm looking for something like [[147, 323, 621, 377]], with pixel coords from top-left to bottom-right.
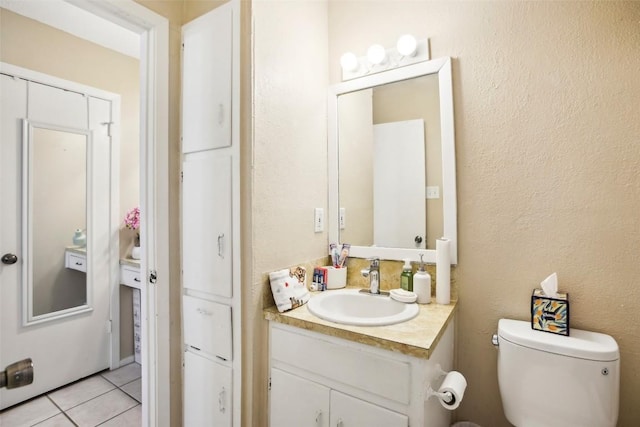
[[181, 1, 241, 426]]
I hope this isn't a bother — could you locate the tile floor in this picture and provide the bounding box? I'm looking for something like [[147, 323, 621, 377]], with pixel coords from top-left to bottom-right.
[[0, 363, 142, 427]]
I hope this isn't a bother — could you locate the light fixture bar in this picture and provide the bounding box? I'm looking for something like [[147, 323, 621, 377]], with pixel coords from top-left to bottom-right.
[[340, 38, 430, 81]]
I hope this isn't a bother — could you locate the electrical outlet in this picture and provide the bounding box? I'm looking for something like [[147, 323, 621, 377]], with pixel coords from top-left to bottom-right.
[[339, 208, 346, 230], [314, 208, 324, 232]]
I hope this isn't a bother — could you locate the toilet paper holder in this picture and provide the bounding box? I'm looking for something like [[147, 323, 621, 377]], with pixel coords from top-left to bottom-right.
[[425, 364, 467, 410]]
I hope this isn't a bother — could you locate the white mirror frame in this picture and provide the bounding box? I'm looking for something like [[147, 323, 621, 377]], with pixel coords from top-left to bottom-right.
[[22, 120, 94, 325], [328, 57, 457, 264]]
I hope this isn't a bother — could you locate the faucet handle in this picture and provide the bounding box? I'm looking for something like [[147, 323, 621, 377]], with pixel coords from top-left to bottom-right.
[[367, 257, 380, 268]]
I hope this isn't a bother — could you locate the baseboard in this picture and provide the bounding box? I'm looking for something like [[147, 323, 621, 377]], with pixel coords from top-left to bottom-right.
[[120, 355, 135, 366]]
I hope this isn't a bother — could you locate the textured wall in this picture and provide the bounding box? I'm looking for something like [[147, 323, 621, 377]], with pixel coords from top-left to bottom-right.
[[252, 0, 329, 425], [328, 1, 640, 426]]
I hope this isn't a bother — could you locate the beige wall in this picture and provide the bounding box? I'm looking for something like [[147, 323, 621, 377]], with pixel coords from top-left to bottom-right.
[[328, 1, 640, 426], [251, 0, 329, 424], [0, 8, 140, 359]]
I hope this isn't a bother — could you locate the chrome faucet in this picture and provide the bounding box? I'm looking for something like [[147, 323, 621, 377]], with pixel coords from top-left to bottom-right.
[[361, 257, 381, 295]]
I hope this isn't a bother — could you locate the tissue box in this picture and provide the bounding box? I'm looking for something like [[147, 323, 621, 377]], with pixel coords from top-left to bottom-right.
[[531, 288, 570, 336]]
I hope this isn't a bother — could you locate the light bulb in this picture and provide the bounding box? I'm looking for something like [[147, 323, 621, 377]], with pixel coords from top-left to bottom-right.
[[397, 34, 417, 57], [340, 52, 359, 72], [367, 44, 386, 65]]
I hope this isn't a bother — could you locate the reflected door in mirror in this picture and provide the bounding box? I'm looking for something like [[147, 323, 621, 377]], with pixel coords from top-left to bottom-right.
[[31, 127, 87, 316]]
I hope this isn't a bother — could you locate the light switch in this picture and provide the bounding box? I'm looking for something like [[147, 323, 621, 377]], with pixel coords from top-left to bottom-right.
[[314, 208, 324, 233], [339, 208, 346, 230]]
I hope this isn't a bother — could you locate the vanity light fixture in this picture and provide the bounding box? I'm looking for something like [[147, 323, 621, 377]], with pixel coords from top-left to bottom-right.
[[340, 34, 430, 81], [397, 34, 418, 57], [367, 44, 387, 65], [339, 52, 359, 73]]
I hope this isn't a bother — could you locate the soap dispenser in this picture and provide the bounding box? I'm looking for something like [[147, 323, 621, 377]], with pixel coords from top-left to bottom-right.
[[400, 258, 413, 291], [413, 254, 431, 304]]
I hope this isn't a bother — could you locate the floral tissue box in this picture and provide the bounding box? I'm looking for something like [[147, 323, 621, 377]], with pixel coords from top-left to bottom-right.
[[531, 288, 570, 336]]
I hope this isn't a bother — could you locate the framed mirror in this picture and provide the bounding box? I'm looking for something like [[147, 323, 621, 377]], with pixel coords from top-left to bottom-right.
[[23, 120, 93, 324], [328, 57, 457, 264]]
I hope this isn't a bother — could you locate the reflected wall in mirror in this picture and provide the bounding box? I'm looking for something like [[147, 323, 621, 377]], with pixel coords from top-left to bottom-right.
[[27, 123, 90, 319], [338, 73, 442, 250], [329, 57, 457, 264]]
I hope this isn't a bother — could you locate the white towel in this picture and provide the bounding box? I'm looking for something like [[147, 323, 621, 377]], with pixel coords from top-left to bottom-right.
[[269, 267, 310, 313]]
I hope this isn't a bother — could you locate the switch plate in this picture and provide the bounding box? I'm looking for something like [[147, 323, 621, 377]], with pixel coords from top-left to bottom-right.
[[339, 208, 346, 230], [314, 208, 324, 232], [426, 186, 440, 199]]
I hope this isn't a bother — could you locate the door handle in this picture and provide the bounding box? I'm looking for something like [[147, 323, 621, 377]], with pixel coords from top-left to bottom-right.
[[1, 358, 33, 389], [1, 253, 18, 265]]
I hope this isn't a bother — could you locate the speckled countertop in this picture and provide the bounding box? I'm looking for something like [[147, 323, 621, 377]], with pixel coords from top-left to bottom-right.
[[264, 291, 457, 359], [120, 258, 141, 268], [65, 246, 86, 255]]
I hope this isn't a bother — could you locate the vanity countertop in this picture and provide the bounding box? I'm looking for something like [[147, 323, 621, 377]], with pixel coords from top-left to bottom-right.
[[120, 258, 141, 268], [65, 246, 87, 255], [264, 291, 457, 359]]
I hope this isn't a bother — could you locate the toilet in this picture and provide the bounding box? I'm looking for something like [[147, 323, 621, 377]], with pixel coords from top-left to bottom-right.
[[494, 318, 619, 427]]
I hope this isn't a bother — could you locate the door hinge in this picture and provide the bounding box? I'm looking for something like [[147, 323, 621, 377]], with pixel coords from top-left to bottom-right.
[[268, 377, 271, 391], [149, 270, 158, 284], [101, 121, 114, 137], [180, 171, 183, 183]]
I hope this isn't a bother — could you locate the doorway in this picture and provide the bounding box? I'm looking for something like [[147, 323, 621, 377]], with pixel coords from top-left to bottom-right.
[[0, 1, 169, 425]]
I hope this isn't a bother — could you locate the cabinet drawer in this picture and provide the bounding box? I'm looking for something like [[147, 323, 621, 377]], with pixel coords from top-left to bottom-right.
[[65, 253, 86, 272], [330, 390, 408, 427], [183, 295, 232, 361], [271, 325, 411, 404], [121, 266, 142, 289]]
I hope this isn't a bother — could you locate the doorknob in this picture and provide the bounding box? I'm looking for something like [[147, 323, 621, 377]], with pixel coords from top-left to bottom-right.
[[1, 253, 18, 265], [1, 358, 34, 389], [414, 235, 423, 244]]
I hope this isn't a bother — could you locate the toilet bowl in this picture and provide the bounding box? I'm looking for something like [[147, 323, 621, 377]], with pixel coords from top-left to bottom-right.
[[494, 318, 619, 427]]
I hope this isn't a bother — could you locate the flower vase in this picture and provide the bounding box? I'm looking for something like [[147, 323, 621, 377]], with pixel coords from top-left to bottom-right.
[[131, 235, 141, 260]]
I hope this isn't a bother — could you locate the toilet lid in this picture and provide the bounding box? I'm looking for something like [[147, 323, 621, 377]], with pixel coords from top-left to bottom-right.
[[498, 319, 619, 361]]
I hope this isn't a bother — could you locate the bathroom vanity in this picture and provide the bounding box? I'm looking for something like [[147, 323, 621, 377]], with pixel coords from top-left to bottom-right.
[[265, 297, 457, 427]]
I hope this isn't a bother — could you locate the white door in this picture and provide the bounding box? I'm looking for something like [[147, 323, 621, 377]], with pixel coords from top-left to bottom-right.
[[270, 368, 330, 427], [373, 119, 426, 248], [182, 4, 233, 153], [184, 350, 232, 427], [182, 151, 233, 298], [0, 75, 112, 409]]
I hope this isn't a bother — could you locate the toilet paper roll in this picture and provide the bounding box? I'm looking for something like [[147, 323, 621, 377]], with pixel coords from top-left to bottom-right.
[[437, 371, 467, 410], [436, 238, 451, 304]]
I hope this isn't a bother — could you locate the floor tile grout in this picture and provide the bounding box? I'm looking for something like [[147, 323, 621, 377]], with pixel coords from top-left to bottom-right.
[[3, 363, 142, 427]]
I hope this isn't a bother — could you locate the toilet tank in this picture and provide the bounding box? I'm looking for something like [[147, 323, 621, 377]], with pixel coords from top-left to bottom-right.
[[496, 319, 619, 427]]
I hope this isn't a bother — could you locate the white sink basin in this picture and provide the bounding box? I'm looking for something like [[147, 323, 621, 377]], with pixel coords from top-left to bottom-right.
[[307, 289, 419, 326]]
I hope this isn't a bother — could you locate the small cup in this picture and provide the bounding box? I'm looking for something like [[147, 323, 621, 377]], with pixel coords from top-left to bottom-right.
[[325, 266, 347, 289]]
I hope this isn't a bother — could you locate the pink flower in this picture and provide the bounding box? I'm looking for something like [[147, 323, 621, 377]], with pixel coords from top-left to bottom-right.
[[124, 207, 140, 231]]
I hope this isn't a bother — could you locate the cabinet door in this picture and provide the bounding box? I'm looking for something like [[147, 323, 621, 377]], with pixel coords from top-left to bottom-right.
[[270, 368, 330, 427], [182, 151, 232, 297], [184, 350, 232, 426], [329, 391, 408, 427], [182, 4, 232, 153]]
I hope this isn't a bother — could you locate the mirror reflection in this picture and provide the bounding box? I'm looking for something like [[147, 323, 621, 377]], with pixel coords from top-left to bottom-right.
[[338, 73, 442, 250], [31, 127, 87, 317]]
